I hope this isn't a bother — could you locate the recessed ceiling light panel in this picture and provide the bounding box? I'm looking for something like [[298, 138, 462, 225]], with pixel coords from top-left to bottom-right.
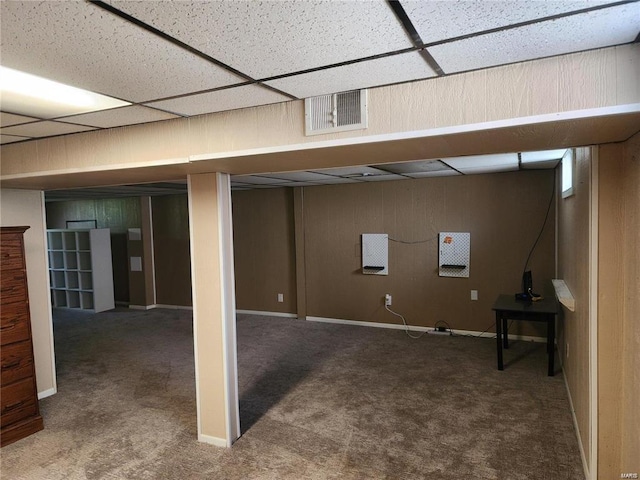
[[0, 66, 130, 119]]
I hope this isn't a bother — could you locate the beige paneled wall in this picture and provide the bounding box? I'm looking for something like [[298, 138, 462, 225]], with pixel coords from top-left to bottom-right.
[[597, 133, 640, 479], [0, 189, 56, 396], [301, 170, 555, 333], [556, 147, 593, 471], [231, 188, 296, 314], [151, 195, 192, 307], [1, 45, 637, 178]]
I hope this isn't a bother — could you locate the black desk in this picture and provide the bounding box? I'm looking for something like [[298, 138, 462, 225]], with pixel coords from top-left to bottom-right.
[[492, 294, 559, 376]]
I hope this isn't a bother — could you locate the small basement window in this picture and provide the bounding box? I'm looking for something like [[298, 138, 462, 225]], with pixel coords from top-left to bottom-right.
[[562, 149, 574, 198]]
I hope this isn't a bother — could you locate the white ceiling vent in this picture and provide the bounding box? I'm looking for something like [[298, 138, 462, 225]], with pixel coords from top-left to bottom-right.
[[305, 89, 368, 136]]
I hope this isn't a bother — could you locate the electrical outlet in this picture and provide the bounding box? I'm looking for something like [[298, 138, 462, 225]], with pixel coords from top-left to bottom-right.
[[277, 293, 284, 303], [471, 290, 478, 301], [385, 294, 392, 306], [428, 328, 450, 336]]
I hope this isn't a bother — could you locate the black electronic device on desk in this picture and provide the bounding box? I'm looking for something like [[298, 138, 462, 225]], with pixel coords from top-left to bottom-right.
[[515, 270, 543, 302]]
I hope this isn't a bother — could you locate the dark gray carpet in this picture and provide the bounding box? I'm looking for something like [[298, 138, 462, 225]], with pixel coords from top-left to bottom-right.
[[1, 308, 584, 479]]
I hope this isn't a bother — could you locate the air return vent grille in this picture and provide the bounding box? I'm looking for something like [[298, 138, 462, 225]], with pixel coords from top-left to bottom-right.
[[305, 89, 368, 136]]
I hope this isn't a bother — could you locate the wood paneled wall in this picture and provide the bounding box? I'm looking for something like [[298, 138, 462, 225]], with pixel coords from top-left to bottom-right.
[[301, 170, 556, 333], [151, 195, 192, 307], [231, 188, 296, 314], [45, 198, 142, 303], [597, 132, 640, 479], [557, 147, 593, 473]]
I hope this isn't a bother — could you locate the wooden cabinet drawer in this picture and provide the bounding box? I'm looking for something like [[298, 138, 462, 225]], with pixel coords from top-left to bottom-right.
[[0, 239, 24, 271], [1, 378, 37, 428], [1, 341, 33, 385], [0, 304, 29, 346], [0, 270, 27, 305]]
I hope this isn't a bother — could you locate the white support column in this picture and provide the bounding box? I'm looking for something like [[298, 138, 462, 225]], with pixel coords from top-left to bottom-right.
[[187, 172, 240, 447]]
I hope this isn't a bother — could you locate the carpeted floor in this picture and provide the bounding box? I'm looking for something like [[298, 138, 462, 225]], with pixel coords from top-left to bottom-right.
[[1, 308, 584, 479]]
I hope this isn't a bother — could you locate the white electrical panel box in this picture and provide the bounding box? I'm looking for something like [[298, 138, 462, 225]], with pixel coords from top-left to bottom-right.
[[439, 232, 470, 278], [362, 233, 388, 275]]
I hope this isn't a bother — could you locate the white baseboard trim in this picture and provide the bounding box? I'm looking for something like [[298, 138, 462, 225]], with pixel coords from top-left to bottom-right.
[[306, 316, 547, 342], [129, 304, 156, 310], [155, 304, 193, 310], [237, 309, 297, 318], [198, 434, 228, 448], [129, 304, 193, 311], [562, 365, 590, 480], [307, 316, 427, 332], [38, 387, 56, 400]]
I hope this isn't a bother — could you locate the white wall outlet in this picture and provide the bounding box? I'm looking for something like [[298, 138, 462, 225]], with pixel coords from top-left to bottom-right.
[[277, 293, 284, 303], [385, 294, 392, 306], [471, 290, 478, 301]]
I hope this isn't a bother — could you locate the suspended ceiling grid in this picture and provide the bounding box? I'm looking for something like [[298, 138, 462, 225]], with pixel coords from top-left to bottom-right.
[[1, 0, 638, 144]]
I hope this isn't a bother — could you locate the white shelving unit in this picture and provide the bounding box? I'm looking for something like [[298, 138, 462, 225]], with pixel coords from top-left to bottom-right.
[[47, 228, 115, 313]]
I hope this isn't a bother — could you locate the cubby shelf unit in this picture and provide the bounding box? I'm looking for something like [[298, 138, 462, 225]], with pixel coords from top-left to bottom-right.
[[47, 228, 115, 313]]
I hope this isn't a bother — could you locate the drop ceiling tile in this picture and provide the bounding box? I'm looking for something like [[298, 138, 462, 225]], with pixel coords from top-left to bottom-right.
[[403, 0, 616, 44], [405, 170, 462, 178], [521, 149, 568, 163], [61, 106, 181, 129], [429, 4, 640, 73], [359, 173, 409, 182], [258, 171, 338, 182], [145, 85, 290, 116], [521, 159, 561, 169], [1, 112, 39, 127], [1, 121, 97, 138], [0, 1, 244, 103], [231, 175, 289, 185], [457, 165, 519, 174], [374, 159, 448, 174], [308, 177, 364, 185], [443, 153, 519, 170], [266, 52, 436, 99], [1, 134, 30, 144], [108, 0, 412, 79], [310, 166, 389, 177], [267, 182, 324, 188]]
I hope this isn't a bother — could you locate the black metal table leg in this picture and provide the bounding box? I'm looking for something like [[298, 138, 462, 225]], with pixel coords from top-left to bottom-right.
[[496, 312, 503, 370]]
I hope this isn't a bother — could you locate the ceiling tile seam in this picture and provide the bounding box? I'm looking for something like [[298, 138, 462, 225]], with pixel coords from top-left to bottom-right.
[[424, 41, 639, 82], [420, 0, 639, 50], [439, 160, 465, 176], [387, 0, 445, 75], [89, 0, 296, 101], [256, 47, 418, 84]]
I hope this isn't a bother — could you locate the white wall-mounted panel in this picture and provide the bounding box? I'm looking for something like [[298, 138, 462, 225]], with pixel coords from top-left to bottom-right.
[[0, 1, 243, 103], [405, 0, 616, 44], [429, 3, 640, 73], [362, 234, 388, 275], [266, 52, 436, 99], [439, 232, 470, 278], [109, 0, 412, 78], [145, 84, 290, 116]]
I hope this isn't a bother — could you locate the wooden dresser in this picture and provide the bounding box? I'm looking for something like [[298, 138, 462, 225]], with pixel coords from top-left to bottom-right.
[[1, 226, 44, 447]]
